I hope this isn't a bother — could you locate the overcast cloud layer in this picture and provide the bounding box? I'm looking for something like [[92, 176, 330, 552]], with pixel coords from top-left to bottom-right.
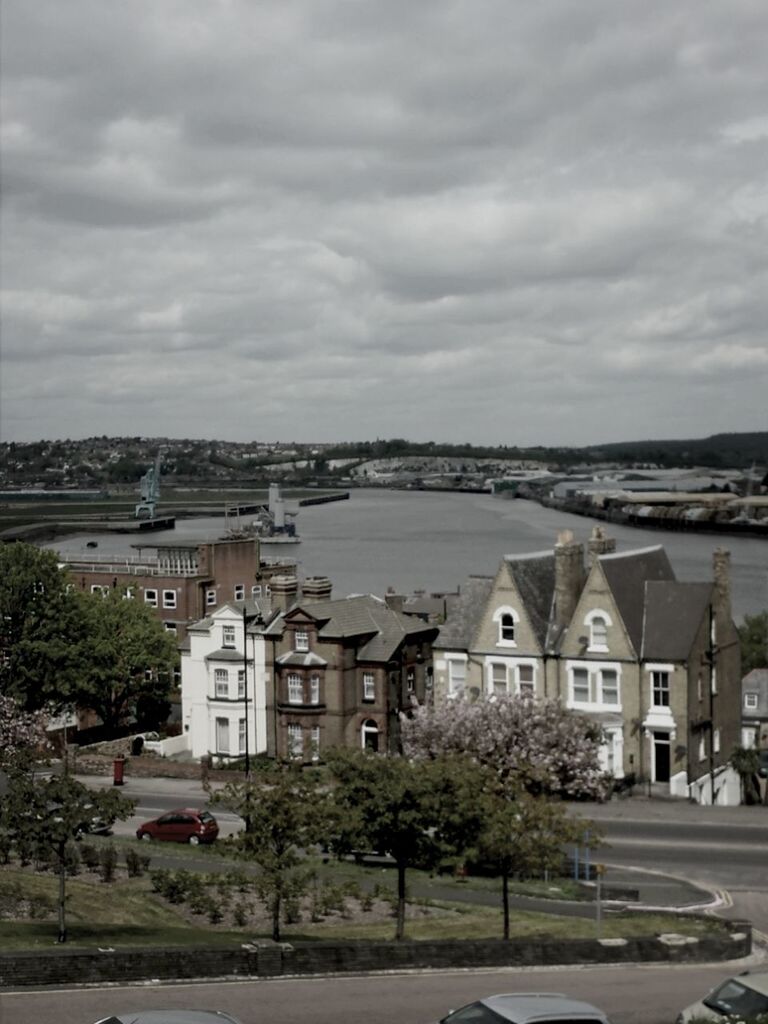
[[2, 0, 767, 446]]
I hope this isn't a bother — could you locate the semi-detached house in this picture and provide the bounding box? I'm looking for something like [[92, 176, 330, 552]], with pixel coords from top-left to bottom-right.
[[433, 528, 742, 804]]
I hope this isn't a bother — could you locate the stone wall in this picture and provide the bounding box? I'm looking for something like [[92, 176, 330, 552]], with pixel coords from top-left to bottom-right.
[[0, 922, 751, 989]]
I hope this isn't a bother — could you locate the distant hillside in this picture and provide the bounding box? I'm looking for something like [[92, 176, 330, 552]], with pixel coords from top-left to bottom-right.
[[583, 432, 767, 469]]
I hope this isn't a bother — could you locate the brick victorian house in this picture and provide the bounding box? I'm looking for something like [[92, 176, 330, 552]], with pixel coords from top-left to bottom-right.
[[433, 528, 742, 803], [180, 574, 437, 763]]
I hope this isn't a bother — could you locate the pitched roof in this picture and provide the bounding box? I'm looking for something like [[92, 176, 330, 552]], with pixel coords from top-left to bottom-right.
[[642, 581, 712, 660], [269, 594, 435, 663], [504, 551, 556, 648], [434, 576, 494, 652], [599, 546, 676, 652]]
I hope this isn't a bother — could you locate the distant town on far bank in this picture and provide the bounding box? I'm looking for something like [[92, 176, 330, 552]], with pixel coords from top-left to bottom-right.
[[2, 430, 766, 540]]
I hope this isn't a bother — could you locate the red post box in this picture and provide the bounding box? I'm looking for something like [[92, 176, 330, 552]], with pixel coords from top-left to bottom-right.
[[113, 755, 126, 786]]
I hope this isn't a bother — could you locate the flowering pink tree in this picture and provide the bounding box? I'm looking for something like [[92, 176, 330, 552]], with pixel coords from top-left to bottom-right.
[[0, 694, 47, 769], [401, 696, 607, 800]]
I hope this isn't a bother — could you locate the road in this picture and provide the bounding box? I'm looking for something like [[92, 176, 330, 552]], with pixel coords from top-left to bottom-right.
[[571, 799, 768, 936], [2, 960, 765, 1024]]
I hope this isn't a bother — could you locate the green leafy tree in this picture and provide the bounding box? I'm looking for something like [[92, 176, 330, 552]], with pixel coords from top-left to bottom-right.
[[731, 745, 762, 805], [325, 750, 478, 940], [0, 543, 86, 710], [211, 766, 329, 942], [0, 694, 48, 771], [74, 588, 178, 734], [739, 611, 768, 673], [0, 774, 135, 942], [471, 783, 588, 939]]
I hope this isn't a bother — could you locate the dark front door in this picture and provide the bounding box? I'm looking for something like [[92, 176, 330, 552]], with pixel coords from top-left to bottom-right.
[[653, 731, 671, 783]]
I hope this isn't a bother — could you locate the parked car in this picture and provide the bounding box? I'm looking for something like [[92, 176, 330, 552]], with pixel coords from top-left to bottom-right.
[[436, 993, 612, 1023], [93, 1012, 242, 1024], [135, 808, 219, 845], [676, 970, 768, 1022]]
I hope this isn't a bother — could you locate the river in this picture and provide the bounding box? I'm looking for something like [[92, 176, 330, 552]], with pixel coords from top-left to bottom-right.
[[45, 489, 767, 621]]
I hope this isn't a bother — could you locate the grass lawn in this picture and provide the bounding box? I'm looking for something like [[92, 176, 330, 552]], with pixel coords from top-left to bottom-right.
[[0, 858, 729, 951]]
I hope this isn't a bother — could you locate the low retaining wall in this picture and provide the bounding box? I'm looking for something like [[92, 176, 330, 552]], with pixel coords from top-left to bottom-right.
[[0, 922, 751, 989]]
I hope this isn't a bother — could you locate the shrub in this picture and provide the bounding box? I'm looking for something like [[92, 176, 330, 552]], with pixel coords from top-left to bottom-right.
[[232, 900, 250, 927], [63, 841, 81, 876], [80, 842, 100, 870], [207, 900, 224, 924], [99, 845, 118, 883], [125, 848, 146, 878]]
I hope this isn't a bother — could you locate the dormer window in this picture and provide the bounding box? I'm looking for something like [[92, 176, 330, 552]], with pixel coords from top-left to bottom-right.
[[295, 629, 309, 652], [493, 607, 519, 648], [222, 625, 236, 649], [585, 610, 611, 652]]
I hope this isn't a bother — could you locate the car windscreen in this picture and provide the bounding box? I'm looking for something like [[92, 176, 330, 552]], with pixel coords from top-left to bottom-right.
[[704, 979, 768, 1017], [442, 1001, 507, 1023], [198, 811, 216, 823]]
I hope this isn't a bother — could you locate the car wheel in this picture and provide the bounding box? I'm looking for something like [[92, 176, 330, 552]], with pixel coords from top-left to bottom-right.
[[140, 832, 152, 841], [188, 834, 200, 845]]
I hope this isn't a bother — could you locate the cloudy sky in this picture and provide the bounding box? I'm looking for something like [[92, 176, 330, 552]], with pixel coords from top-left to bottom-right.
[[2, 1, 767, 447]]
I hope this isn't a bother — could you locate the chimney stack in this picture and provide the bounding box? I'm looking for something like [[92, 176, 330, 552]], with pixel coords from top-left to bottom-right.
[[588, 525, 616, 565], [554, 531, 584, 631], [712, 548, 732, 623], [301, 575, 332, 602], [269, 574, 299, 613]]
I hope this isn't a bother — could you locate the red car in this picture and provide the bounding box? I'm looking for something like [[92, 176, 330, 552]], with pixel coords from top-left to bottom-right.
[[136, 808, 219, 845]]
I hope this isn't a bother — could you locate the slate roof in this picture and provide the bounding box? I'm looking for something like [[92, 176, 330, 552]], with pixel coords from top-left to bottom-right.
[[276, 651, 328, 668], [599, 546, 676, 653], [267, 594, 435, 663], [504, 551, 556, 648], [434, 576, 494, 652], [641, 581, 712, 661], [204, 648, 250, 662]]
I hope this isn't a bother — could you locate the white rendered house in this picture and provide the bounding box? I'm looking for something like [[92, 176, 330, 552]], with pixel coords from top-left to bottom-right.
[[181, 600, 274, 761]]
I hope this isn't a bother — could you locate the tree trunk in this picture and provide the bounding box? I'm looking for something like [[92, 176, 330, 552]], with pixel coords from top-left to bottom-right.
[[395, 861, 407, 940], [272, 889, 282, 943], [502, 869, 510, 941], [57, 844, 67, 943]]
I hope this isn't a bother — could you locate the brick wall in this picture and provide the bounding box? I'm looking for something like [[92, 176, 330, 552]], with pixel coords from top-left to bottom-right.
[[0, 923, 751, 989]]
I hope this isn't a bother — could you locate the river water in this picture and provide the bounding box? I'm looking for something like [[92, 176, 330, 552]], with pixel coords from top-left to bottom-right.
[[46, 489, 767, 621]]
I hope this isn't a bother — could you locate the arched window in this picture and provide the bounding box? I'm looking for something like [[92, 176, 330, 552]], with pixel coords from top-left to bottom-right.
[[585, 609, 612, 651], [361, 719, 379, 752], [493, 606, 519, 647]]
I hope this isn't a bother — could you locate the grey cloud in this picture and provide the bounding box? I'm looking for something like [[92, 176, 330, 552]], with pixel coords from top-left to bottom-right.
[[1, 0, 766, 445]]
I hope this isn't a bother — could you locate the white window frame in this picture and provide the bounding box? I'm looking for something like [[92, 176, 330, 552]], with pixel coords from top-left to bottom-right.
[[567, 661, 622, 711], [310, 675, 320, 705], [295, 629, 309, 652], [698, 735, 706, 761], [745, 692, 759, 710], [222, 624, 236, 649], [251, 584, 262, 597], [406, 668, 415, 692], [489, 662, 508, 697], [238, 718, 246, 754], [206, 588, 217, 607], [310, 725, 320, 761], [492, 606, 519, 648], [164, 622, 177, 633], [517, 663, 535, 697], [571, 666, 590, 706], [162, 589, 177, 609], [585, 609, 612, 653], [144, 589, 158, 607], [287, 673, 303, 705], [216, 717, 230, 754], [713, 728, 721, 754], [237, 669, 245, 699], [447, 655, 467, 698], [287, 723, 303, 758], [600, 668, 619, 706], [647, 663, 673, 708], [234, 584, 245, 601], [91, 584, 107, 596], [362, 672, 375, 701], [361, 719, 379, 750], [214, 668, 229, 699]]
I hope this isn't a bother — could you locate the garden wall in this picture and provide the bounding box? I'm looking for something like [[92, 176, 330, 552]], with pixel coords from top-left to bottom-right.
[[0, 921, 752, 989]]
